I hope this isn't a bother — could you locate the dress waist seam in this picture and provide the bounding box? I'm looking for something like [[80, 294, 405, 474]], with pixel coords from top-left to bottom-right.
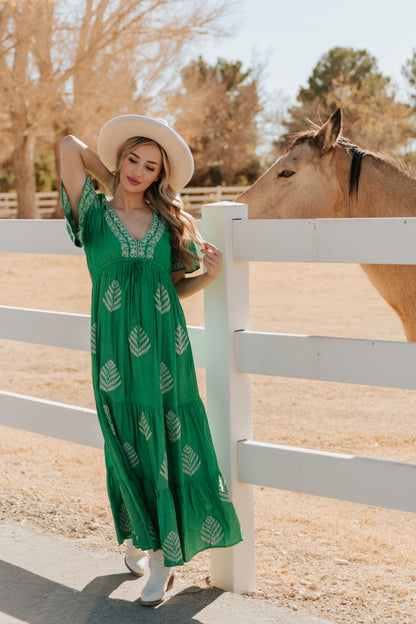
[[90, 257, 171, 280]]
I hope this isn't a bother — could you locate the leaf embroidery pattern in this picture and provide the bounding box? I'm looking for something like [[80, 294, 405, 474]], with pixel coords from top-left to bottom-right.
[[163, 531, 183, 563], [154, 283, 170, 314], [139, 412, 152, 441], [128, 325, 151, 357], [160, 452, 168, 480], [165, 410, 181, 442], [90, 322, 97, 354], [103, 280, 122, 312], [160, 363, 174, 394], [123, 442, 140, 468], [218, 475, 231, 502], [119, 503, 131, 532], [182, 445, 201, 476], [103, 405, 116, 436], [99, 360, 122, 392], [175, 324, 189, 355], [200, 516, 224, 546]]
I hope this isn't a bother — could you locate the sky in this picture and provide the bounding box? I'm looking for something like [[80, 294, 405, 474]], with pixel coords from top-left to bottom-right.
[[197, 0, 416, 104]]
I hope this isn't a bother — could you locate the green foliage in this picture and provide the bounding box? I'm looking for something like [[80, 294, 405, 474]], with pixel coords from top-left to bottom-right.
[[298, 47, 389, 103], [276, 47, 416, 156]]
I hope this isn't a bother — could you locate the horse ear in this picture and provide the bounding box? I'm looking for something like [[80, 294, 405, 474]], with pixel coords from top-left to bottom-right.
[[313, 108, 342, 154]]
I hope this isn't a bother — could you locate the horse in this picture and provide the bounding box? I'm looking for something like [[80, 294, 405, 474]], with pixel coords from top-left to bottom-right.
[[237, 108, 416, 341]]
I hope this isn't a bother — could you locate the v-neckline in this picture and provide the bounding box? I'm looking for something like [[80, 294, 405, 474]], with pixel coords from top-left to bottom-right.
[[106, 202, 157, 244]]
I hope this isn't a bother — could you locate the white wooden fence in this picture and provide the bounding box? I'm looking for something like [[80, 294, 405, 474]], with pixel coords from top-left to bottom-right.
[[0, 186, 246, 217], [1, 205, 416, 595]]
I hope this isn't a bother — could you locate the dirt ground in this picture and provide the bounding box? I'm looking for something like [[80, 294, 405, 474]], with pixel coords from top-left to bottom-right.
[[1, 251, 416, 624]]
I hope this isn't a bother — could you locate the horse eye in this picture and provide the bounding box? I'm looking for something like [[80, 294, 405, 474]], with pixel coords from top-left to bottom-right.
[[278, 170, 295, 178]]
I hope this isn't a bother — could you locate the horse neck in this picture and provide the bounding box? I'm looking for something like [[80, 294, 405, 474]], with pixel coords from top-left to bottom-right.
[[348, 154, 416, 218]]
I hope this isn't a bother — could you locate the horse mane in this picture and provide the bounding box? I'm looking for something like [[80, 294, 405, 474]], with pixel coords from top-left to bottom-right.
[[289, 130, 415, 199], [338, 138, 366, 199]]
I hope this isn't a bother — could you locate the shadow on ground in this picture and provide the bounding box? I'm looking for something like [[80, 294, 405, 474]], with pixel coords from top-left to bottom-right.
[[0, 559, 222, 624]]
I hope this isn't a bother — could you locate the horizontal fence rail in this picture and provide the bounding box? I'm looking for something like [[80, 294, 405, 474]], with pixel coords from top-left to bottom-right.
[[237, 441, 416, 513], [0, 306, 91, 351], [0, 390, 102, 448], [0, 220, 84, 254], [233, 217, 416, 263], [235, 331, 416, 389], [0, 304, 206, 367]]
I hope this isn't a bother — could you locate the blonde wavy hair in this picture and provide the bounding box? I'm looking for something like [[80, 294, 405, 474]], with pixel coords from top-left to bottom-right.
[[113, 137, 202, 270]]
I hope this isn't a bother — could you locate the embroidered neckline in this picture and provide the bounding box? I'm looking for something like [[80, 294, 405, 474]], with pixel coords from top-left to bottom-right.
[[107, 203, 157, 243], [104, 202, 165, 258]]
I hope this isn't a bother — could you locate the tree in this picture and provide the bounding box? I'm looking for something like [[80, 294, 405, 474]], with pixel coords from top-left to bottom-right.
[[298, 47, 388, 102], [168, 56, 262, 185], [402, 50, 416, 110], [277, 47, 415, 156], [0, 2, 42, 217], [0, 0, 231, 217]]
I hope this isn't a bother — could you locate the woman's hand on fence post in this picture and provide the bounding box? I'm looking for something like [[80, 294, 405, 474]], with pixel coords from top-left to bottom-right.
[[201, 242, 223, 279]]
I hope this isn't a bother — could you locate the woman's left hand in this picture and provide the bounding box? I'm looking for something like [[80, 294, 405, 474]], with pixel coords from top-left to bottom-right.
[[173, 242, 223, 299], [201, 242, 223, 279]]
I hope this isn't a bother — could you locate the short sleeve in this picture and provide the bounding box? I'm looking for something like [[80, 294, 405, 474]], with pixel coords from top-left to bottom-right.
[[61, 176, 99, 247], [171, 239, 200, 274]]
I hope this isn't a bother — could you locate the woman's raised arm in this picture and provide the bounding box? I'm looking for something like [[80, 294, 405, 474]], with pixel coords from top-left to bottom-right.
[[60, 135, 114, 224]]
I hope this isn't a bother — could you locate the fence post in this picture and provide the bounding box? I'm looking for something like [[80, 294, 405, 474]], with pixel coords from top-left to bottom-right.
[[202, 201, 255, 593]]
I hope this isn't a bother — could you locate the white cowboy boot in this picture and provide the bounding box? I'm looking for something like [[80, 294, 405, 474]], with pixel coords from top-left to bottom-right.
[[124, 538, 148, 577], [139, 549, 175, 606]]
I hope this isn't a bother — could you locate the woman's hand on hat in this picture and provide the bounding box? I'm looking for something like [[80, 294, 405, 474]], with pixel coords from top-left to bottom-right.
[[201, 242, 223, 279]]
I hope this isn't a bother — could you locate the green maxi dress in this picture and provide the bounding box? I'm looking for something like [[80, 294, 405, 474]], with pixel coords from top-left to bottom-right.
[[62, 176, 243, 566]]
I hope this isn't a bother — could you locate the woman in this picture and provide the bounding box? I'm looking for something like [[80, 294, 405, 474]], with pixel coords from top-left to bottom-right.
[[60, 115, 242, 606]]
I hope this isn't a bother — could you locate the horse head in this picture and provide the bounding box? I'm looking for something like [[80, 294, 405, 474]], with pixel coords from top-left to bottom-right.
[[238, 109, 358, 219], [237, 108, 416, 342]]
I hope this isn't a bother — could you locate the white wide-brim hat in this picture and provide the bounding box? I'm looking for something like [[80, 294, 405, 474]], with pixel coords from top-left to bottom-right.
[[97, 114, 194, 191]]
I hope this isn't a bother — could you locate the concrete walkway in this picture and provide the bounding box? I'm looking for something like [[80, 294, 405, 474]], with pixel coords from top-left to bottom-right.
[[0, 520, 336, 624]]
